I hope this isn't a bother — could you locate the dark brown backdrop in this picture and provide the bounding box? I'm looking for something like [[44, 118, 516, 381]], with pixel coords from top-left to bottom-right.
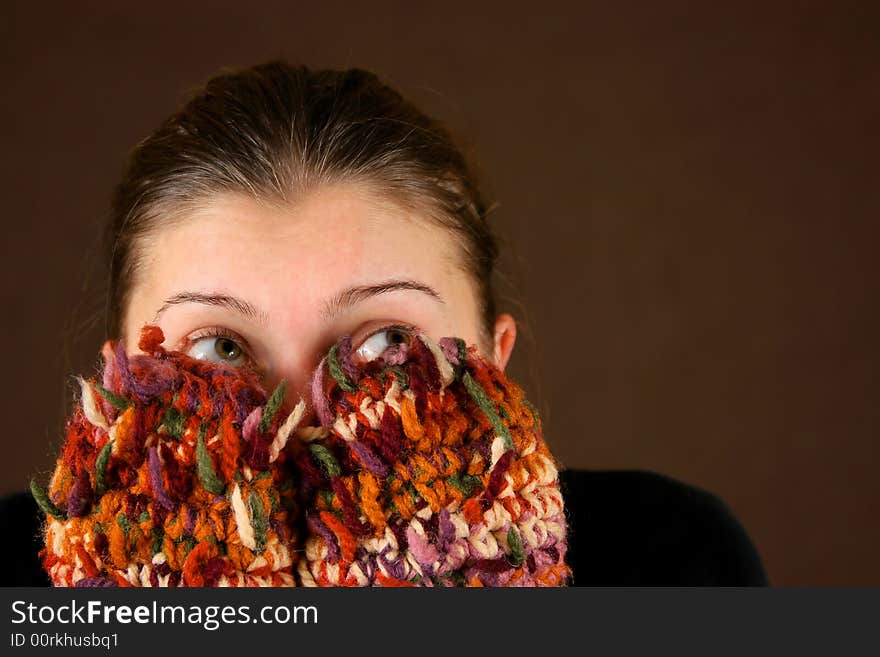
[[2, 2, 877, 585]]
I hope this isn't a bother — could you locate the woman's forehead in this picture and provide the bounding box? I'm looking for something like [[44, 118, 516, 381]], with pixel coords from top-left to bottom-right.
[[166, 185, 445, 252], [134, 186, 464, 314]]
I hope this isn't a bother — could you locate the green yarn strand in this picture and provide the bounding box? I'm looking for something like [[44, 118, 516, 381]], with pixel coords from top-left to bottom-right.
[[117, 513, 131, 539], [507, 526, 524, 565], [94, 383, 131, 411], [30, 479, 66, 520], [259, 380, 287, 433], [462, 371, 514, 450], [447, 472, 482, 497], [309, 443, 341, 478], [94, 439, 114, 495], [158, 402, 185, 439], [327, 345, 357, 392], [196, 425, 226, 495], [249, 490, 268, 552]]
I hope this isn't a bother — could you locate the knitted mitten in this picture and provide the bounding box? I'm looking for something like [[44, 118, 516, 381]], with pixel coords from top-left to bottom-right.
[[292, 333, 570, 586], [32, 325, 302, 587]]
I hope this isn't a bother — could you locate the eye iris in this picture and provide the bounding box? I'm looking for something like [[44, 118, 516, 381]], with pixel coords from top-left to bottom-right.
[[388, 330, 408, 345], [353, 327, 413, 364], [214, 337, 241, 361]]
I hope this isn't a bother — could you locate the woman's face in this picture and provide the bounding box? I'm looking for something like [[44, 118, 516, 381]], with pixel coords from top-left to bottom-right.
[[122, 183, 516, 417]]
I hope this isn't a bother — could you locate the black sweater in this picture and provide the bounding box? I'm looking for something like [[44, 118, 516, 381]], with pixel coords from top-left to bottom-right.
[[0, 469, 767, 586]]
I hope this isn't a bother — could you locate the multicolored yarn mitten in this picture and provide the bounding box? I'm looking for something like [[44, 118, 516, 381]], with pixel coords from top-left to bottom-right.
[[32, 325, 303, 587], [292, 333, 570, 586]]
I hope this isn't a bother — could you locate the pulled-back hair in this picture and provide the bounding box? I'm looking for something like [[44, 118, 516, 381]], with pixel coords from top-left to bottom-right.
[[105, 61, 499, 345]]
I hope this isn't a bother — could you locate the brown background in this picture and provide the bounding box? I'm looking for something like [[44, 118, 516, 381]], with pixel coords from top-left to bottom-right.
[[2, 2, 877, 585]]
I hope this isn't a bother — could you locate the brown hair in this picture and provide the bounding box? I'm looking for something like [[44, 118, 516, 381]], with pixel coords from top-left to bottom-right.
[[105, 61, 500, 349]]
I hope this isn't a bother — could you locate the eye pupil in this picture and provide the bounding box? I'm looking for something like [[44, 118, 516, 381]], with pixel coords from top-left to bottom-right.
[[215, 337, 241, 360], [353, 326, 414, 364]]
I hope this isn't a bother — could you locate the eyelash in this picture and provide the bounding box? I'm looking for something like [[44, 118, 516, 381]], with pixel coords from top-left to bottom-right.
[[181, 322, 419, 370], [182, 326, 261, 372], [355, 322, 419, 347]]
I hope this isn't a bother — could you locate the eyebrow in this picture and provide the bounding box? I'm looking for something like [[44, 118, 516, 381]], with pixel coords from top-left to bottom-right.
[[151, 279, 444, 325], [321, 279, 445, 321], [152, 292, 269, 325]]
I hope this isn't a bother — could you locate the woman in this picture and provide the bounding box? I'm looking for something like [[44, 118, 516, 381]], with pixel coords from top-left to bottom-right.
[[1, 61, 767, 585]]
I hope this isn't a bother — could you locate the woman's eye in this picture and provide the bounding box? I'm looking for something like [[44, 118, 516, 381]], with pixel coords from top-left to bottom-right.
[[354, 325, 414, 363], [185, 331, 250, 367]]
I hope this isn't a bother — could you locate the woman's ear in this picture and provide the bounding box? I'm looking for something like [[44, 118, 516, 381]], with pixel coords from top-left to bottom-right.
[[492, 313, 517, 372]]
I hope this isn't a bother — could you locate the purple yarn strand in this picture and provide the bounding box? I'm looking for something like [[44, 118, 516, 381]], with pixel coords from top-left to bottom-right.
[[438, 337, 460, 366], [242, 406, 262, 443], [337, 336, 361, 383], [349, 441, 388, 477], [115, 341, 135, 397], [76, 577, 118, 588], [148, 445, 174, 511], [311, 358, 333, 427], [307, 513, 340, 562]]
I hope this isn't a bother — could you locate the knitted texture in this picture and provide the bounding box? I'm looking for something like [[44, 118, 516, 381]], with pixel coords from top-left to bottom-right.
[[292, 333, 570, 586], [33, 325, 301, 587], [33, 326, 569, 586]]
